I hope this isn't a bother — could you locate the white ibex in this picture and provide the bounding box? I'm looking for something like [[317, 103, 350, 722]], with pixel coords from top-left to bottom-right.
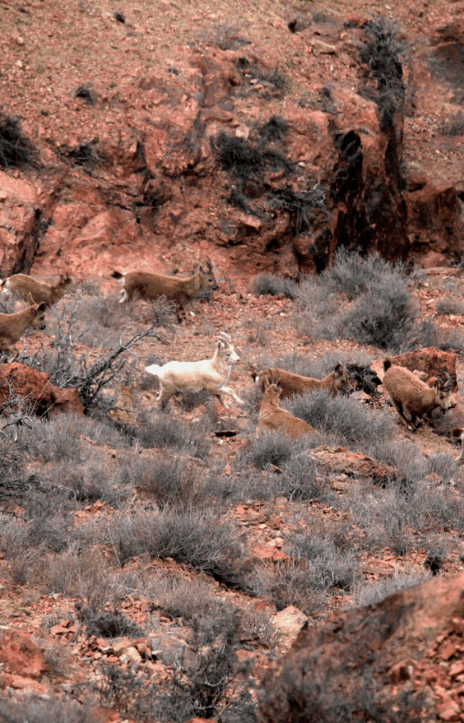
[[257, 372, 320, 439], [383, 359, 453, 432], [145, 331, 244, 409], [112, 258, 218, 309], [0, 302, 47, 361], [1, 273, 72, 307], [252, 363, 353, 400]]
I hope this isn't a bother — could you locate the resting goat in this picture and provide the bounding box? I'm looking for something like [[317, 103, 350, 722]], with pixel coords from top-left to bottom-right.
[[1, 273, 72, 307], [383, 359, 453, 432], [145, 332, 244, 409], [112, 258, 218, 309], [0, 302, 47, 362], [252, 362, 353, 399], [257, 373, 320, 439]]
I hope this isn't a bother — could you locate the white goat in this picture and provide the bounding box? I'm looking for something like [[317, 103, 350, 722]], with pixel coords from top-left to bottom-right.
[[145, 332, 244, 409]]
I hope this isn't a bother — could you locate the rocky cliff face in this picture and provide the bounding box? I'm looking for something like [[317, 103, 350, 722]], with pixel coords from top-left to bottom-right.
[[1, 6, 464, 285]]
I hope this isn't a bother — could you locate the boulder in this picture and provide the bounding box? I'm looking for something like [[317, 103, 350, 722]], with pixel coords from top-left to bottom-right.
[[259, 572, 464, 722], [0, 363, 83, 417], [0, 630, 46, 679]]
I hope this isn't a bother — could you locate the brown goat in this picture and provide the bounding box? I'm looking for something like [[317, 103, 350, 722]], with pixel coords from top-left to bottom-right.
[[252, 362, 353, 399], [383, 359, 453, 432], [0, 302, 47, 361], [1, 273, 72, 307], [112, 258, 218, 309], [257, 375, 320, 439]]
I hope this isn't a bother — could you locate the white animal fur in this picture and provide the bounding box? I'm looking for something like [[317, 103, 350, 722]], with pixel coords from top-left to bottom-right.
[[1, 273, 72, 307], [145, 332, 244, 409], [0, 302, 47, 361]]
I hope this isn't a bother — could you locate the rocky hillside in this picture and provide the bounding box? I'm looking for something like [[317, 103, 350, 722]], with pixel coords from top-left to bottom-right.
[[1, 0, 464, 285], [2, 1, 464, 722]]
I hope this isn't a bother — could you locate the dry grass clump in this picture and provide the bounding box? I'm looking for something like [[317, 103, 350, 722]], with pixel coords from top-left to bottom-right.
[[286, 389, 395, 446], [131, 409, 210, 459], [126, 454, 206, 509], [102, 508, 253, 591], [0, 696, 101, 723], [353, 568, 431, 608]]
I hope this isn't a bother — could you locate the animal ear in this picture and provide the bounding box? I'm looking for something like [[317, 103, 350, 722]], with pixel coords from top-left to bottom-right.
[[275, 379, 282, 392], [36, 302, 47, 313], [334, 362, 343, 377], [249, 366, 258, 380]]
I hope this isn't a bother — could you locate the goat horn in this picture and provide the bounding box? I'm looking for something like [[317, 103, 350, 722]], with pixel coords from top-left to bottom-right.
[[216, 331, 232, 342], [442, 370, 452, 391]]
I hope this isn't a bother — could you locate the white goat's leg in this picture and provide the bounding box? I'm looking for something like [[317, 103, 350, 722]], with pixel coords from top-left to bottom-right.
[[219, 386, 245, 406]]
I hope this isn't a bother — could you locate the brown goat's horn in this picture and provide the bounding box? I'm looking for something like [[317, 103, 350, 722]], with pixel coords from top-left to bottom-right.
[[440, 370, 452, 391]]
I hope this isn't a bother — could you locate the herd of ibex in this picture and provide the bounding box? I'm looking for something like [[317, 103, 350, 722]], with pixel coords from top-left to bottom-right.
[[0, 260, 460, 457]]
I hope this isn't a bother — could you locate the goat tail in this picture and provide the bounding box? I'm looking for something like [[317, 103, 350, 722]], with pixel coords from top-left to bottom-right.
[[145, 363, 163, 377], [112, 271, 124, 280], [383, 358, 392, 372]]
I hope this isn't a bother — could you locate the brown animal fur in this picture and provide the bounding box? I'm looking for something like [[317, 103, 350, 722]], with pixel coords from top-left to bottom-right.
[[383, 359, 453, 432], [112, 259, 218, 309], [0, 302, 47, 361], [252, 363, 353, 399], [257, 375, 320, 439], [1, 273, 72, 307]]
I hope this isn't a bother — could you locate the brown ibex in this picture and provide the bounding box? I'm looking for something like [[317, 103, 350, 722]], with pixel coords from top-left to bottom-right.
[[257, 373, 320, 439], [383, 359, 453, 432], [1, 273, 72, 307], [112, 258, 218, 309], [0, 302, 47, 361], [252, 362, 353, 399]]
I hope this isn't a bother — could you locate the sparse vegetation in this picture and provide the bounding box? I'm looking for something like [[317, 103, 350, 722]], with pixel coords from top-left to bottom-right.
[[0, 110, 38, 168], [1, 1, 464, 720]]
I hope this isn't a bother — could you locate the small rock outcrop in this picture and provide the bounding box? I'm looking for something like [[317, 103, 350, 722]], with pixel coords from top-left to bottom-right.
[[259, 572, 464, 722], [0, 363, 84, 417]]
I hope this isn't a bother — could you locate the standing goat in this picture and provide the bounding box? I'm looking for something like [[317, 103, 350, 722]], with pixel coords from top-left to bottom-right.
[[382, 359, 453, 432], [112, 258, 218, 309], [252, 362, 353, 399], [257, 373, 320, 439], [145, 332, 244, 409], [1, 273, 72, 307], [0, 303, 47, 361]]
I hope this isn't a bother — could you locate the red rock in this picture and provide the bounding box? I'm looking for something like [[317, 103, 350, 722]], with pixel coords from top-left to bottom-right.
[[389, 659, 414, 683], [0, 363, 83, 417], [3, 674, 48, 695], [450, 660, 464, 677], [0, 630, 46, 679], [437, 699, 460, 721]]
